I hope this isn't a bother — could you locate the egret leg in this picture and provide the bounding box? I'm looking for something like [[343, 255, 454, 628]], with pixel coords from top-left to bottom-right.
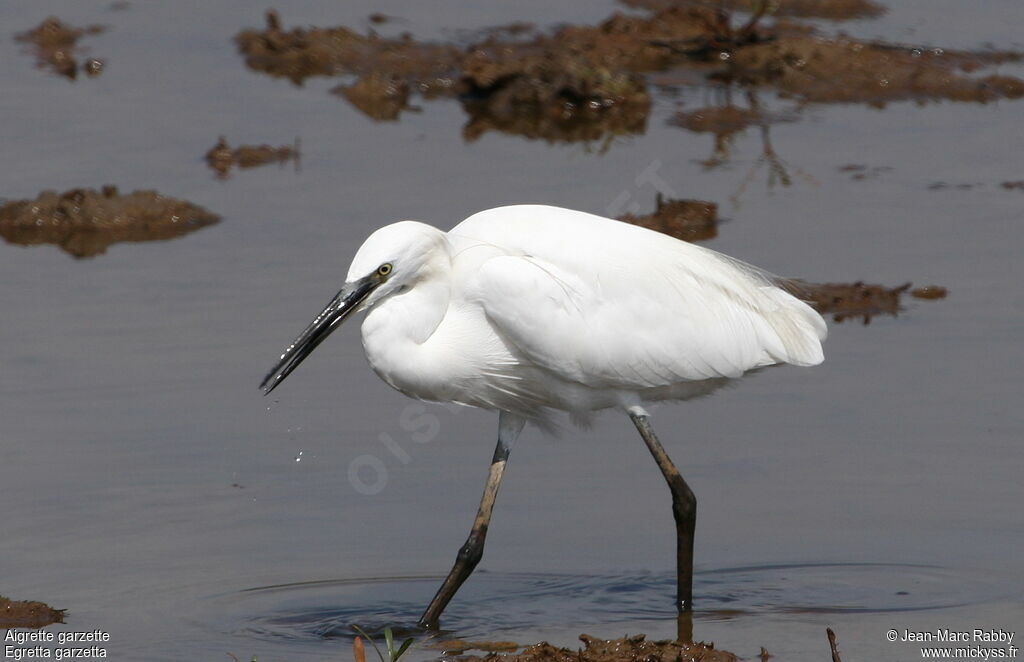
[[418, 412, 525, 629], [628, 407, 696, 620]]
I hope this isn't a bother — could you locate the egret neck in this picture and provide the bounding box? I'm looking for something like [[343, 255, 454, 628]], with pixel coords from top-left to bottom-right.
[[360, 238, 453, 396]]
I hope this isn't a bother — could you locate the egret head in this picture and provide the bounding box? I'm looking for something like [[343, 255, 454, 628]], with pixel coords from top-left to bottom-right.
[[260, 221, 447, 394]]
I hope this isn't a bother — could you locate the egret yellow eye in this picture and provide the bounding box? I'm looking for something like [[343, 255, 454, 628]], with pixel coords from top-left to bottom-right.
[[377, 263, 393, 277]]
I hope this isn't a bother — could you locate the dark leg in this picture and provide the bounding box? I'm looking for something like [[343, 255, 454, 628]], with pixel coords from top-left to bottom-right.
[[418, 412, 524, 629], [628, 407, 697, 620]]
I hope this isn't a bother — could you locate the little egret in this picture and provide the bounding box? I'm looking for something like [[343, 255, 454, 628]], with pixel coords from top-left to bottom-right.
[[260, 205, 826, 629]]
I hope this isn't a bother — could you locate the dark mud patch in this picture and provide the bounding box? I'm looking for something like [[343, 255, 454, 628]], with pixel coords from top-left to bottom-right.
[[788, 280, 919, 324], [621, 0, 886, 22], [451, 634, 737, 662], [16, 17, 106, 80], [0, 595, 65, 629], [234, 6, 1024, 145], [205, 136, 301, 179], [458, 52, 651, 146], [0, 186, 219, 258], [911, 285, 948, 300], [618, 193, 718, 242], [333, 73, 414, 122], [234, 10, 461, 88], [729, 36, 1023, 105]]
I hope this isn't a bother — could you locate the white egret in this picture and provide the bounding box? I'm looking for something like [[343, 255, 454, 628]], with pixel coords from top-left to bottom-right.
[[260, 205, 826, 629]]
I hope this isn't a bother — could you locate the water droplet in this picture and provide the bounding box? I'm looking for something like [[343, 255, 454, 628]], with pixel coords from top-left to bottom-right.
[[295, 450, 304, 463]]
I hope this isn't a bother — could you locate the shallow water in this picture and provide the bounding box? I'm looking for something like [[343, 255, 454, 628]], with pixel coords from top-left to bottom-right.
[[2, 2, 1023, 661]]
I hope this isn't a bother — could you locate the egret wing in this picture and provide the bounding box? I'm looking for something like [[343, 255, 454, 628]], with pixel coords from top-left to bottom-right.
[[455, 205, 825, 390]]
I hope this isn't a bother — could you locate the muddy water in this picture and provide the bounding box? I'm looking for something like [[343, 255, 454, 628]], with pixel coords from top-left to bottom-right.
[[2, 2, 1022, 661]]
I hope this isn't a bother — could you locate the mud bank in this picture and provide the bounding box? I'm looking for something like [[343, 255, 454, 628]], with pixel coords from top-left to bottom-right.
[[450, 634, 737, 662], [0, 596, 65, 629], [790, 280, 946, 324], [16, 17, 105, 80], [205, 136, 300, 179], [234, 4, 1023, 144], [728, 36, 1023, 105], [0, 186, 219, 258], [618, 194, 718, 242], [621, 0, 886, 22]]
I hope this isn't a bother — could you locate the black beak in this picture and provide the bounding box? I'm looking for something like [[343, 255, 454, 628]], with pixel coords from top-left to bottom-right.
[[260, 275, 378, 395]]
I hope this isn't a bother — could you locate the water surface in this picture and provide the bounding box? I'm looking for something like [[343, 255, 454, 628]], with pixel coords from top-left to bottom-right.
[[2, 2, 1022, 660]]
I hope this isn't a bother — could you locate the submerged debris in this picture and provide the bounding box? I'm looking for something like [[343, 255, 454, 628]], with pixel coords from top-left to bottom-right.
[[83, 57, 105, 76], [204, 136, 300, 178], [0, 186, 219, 258], [0, 595, 66, 629], [16, 17, 106, 80], [618, 193, 718, 242], [454, 634, 737, 662]]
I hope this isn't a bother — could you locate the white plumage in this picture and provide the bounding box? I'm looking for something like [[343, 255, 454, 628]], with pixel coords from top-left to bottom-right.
[[348, 205, 825, 420], [260, 203, 828, 628]]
